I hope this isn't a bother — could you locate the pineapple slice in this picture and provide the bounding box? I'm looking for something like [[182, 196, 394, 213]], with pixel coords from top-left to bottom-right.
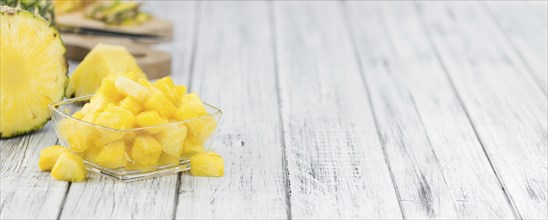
[[181, 138, 205, 159], [115, 76, 149, 102], [135, 111, 168, 134], [130, 135, 162, 166], [66, 44, 147, 97], [95, 140, 127, 169], [174, 93, 207, 121], [0, 7, 68, 138], [51, 153, 88, 182], [119, 96, 143, 115], [143, 93, 177, 119], [190, 152, 224, 177], [154, 77, 179, 105], [38, 145, 70, 171], [155, 123, 187, 157]]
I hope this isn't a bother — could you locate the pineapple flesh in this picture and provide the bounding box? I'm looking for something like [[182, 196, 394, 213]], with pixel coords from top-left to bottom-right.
[[38, 145, 70, 171], [190, 152, 224, 177], [66, 44, 147, 98], [0, 6, 67, 138], [51, 152, 88, 182]]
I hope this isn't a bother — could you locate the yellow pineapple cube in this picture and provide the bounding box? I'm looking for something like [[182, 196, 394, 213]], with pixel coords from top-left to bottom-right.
[[158, 153, 180, 166], [95, 140, 127, 169], [174, 93, 207, 121], [119, 96, 143, 115], [176, 86, 187, 101], [130, 135, 162, 166], [84, 145, 103, 163], [186, 115, 217, 144], [143, 93, 176, 119], [89, 94, 111, 113], [72, 111, 85, 120], [137, 79, 162, 94], [154, 123, 187, 157], [95, 105, 135, 130], [66, 43, 147, 98], [115, 76, 149, 102], [154, 77, 179, 105], [125, 161, 157, 172], [96, 77, 124, 103], [51, 153, 88, 182], [181, 138, 205, 159], [63, 119, 99, 152], [135, 111, 168, 134], [190, 152, 224, 177], [38, 145, 70, 171]]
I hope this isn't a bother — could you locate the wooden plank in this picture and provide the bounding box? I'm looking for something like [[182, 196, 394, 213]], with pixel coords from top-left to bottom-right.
[[484, 1, 548, 94], [174, 2, 288, 218], [0, 123, 68, 219], [273, 2, 402, 218], [418, 2, 548, 219], [344, 1, 516, 218], [58, 2, 197, 219]]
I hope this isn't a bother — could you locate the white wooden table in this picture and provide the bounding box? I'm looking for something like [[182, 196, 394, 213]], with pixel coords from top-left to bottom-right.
[[1, 1, 547, 219]]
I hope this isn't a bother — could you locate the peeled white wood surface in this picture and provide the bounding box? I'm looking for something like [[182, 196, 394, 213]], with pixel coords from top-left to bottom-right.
[[273, 1, 403, 218], [345, 1, 516, 218], [175, 2, 288, 218], [418, 2, 548, 219]]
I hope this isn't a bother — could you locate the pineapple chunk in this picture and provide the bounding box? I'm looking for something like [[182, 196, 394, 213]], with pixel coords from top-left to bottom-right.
[[89, 93, 111, 113], [84, 145, 103, 163], [174, 93, 207, 121], [143, 93, 176, 118], [154, 123, 187, 157], [190, 152, 224, 177], [95, 105, 135, 130], [135, 111, 168, 133], [158, 153, 180, 166], [154, 77, 179, 105], [96, 78, 124, 103], [186, 115, 217, 144], [130, 135, 162, 166], [61, 119, 99, 152], [51, 153, 88, 182], [38, 145, 70, 171], [115, 76, 149, 102], [95, 140, 127, 169], [72, 111, 85, 120], [181, 138, 205, 159], [119, 96, 143, 114], [66, 43, 147, 97], [176, 86, 187, 101]]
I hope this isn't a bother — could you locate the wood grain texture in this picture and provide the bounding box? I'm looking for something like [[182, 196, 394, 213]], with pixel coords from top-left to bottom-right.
[[0, 124, 68, 219], [418, 2, 548, 219], [174, 2, 288, 218], [484, 1, 548, 94], [58, 2, 197, 219], [344, 1, 516, 219], [273, 1, 402, 218]]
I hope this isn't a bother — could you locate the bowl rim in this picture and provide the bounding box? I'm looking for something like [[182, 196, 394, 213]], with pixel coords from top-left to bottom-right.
[[48, 95, 222, 132]]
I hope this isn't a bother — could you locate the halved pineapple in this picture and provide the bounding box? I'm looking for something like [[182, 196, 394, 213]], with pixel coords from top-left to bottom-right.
[[0, 6, 68, 138], [66, 44, 147, 97]]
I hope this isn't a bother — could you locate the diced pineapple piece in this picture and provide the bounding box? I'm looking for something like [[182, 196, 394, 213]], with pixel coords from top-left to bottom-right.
[[96, 77, 124, 103], [38, 145, 70, 171], [51, 153, 88, 182], [154, 123, 187, 157], [181, 138, 205, 159], [80, 103, 91, 114], [135, 111, 168, 134], [95, 105, 135, 130], [119, 96, 143, 114], [84, 145, 103, 163], [125, 161, 157, 172], [154, 77, 179, 105], [143, 93, 176, 118], [130, 135, 162, 166], [137, 79, 162, 94], [190, 152, 224, 177], [62, 119, 99, 152], [175, 86, 187, 101], [158, 153, 180, 166], [89, 94, 111, 113], [186, 115, 217, 144], [174, 93, 207, 121], [72, 111, 85, 120], [95, 140, 127, 169], [66, 43, 147, 98], [115, 76, 149, 102]]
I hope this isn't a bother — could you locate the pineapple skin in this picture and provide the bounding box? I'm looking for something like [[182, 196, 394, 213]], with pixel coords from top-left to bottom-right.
[[0, 6, 68, 138]]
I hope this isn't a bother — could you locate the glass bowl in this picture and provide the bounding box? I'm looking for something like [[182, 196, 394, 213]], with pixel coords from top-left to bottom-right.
[[49, 95, 222, 181]]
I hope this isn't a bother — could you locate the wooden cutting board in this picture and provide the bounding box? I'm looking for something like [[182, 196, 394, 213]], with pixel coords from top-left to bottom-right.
[[62, 33, 171, 79]]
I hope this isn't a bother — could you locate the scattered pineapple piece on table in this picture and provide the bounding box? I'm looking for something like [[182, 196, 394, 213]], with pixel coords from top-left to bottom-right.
[[38, 145, 70, 171], [51, 152, 88, 182], [190, 152, 224, 177]]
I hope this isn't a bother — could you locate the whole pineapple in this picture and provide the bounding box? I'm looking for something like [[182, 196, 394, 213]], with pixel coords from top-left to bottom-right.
[[0, 0, 55, 23]]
